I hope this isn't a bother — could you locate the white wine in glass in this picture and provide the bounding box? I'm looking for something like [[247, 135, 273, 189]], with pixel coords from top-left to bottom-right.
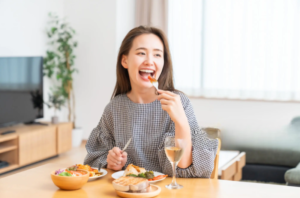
[[164, 136, 186, 189]]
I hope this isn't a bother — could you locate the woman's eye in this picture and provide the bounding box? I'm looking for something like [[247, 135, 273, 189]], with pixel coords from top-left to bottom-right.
[[155, 54, 162, 57], [138, 52, 145, 55]]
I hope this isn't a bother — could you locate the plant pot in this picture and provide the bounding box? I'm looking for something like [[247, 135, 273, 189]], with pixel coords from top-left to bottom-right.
[[51, 116, 59, 124], [72, 127, 83, 147]]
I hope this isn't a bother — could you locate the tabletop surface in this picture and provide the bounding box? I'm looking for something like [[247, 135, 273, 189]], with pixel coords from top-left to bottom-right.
[[1, 163, 300, 198], [1, 146, 300, 198]]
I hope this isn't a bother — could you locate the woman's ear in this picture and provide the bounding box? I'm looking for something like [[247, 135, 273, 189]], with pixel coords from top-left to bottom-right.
[[121, 55, 128, 69]]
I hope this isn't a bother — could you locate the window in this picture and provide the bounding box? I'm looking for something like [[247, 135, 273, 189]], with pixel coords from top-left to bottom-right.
[[168, 0, 300, 101]]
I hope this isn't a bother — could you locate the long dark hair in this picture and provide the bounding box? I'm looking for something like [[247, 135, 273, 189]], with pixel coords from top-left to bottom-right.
[[111, 26, 175, 99]]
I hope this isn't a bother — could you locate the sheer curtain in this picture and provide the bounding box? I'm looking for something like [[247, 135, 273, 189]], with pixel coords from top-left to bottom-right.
[[168, 0, 300, 101]]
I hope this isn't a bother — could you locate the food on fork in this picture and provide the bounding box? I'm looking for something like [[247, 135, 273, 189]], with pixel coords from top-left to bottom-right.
[[112, 176, 150, 192], [147, 75, 157, 83]]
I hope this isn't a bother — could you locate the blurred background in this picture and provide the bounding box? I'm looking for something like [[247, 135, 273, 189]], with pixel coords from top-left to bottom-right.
[[0, 0, 300, 185]]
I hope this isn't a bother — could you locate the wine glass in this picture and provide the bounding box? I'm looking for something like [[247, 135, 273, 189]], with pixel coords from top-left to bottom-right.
[[164, 136, 186, 189]]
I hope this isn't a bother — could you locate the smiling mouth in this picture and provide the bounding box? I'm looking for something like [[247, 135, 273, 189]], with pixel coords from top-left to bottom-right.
[[139, 70, 155, 78]]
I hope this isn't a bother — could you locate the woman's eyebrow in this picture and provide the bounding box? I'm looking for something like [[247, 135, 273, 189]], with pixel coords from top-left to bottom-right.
[[135, 47, 163, 52]]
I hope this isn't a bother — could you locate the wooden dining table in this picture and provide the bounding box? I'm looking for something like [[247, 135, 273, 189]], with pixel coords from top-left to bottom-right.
[[1, 163, 300, 198], [1, 146, 300, 198]]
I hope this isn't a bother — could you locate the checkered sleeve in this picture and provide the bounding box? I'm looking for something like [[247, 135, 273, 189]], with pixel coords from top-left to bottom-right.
[[157, 92, 219, 178], [83, 104, 115, 169]]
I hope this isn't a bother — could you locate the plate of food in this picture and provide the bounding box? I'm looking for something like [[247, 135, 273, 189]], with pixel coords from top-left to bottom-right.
[[111, 164, 167, 184], [67, 164, 107, 181], [112, 175, 161, 198]]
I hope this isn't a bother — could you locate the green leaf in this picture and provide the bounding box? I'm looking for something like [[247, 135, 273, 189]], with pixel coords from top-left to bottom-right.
[[51, 27, 57, 34], [57, 38, 64, 43], [127, 174, 138, 177], [56, 74, 62, 79], [58, 172, 72, 177]]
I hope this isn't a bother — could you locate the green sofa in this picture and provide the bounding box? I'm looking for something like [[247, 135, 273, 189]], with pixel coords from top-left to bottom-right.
[[220, 117, 300, 184]]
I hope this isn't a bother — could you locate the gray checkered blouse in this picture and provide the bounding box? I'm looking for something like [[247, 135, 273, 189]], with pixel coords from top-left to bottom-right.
[[84, 92, 218, 178]]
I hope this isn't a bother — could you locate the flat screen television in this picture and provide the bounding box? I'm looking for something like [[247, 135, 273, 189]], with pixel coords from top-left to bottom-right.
[[0, 56, 44, 127]]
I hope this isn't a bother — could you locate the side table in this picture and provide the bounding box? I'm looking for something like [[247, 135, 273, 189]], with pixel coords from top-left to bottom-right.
[[218, 150, 246, 180]]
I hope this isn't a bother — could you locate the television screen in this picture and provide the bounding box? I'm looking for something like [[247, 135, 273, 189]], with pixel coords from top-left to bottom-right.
[[0, 56, 43, 127]]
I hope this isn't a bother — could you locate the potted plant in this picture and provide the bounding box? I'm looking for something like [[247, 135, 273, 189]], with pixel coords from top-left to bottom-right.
[[45, 88, 65, 124], [43, 13, 83, 147]]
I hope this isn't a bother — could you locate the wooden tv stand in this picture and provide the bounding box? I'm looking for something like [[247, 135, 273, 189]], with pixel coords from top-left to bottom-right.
[[0, 122, 73, 174]]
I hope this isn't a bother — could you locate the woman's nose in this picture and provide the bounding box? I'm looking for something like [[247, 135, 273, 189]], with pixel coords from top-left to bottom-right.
[[144, 54, 154, 66]]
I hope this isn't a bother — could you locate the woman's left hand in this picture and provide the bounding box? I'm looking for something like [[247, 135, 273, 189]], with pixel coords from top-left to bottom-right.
[[157, 90, 188, 125]]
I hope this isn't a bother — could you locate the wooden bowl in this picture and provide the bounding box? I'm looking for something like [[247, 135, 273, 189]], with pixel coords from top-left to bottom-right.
[[51, 169, 89, 190]]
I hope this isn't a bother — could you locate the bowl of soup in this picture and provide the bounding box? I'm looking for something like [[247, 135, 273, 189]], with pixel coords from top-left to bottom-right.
[[51, 169, 89, 190]]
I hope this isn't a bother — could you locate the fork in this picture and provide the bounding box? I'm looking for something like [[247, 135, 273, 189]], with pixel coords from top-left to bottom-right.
[[122, 138, 132, 152]]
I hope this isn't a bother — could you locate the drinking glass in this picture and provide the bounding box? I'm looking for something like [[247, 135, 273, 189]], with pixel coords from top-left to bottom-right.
[[164, 136, 186, 189]]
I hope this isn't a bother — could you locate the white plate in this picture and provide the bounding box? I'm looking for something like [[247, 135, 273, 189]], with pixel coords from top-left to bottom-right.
[[88, 168, 107, 181], [111, 171, 166, 183]]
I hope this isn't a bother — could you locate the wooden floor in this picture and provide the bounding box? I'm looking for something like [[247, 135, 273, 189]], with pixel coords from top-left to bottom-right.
[[0, 143, 87, 179]]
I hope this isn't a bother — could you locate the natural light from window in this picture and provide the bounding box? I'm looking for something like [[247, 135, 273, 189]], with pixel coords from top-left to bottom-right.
[[168, 0, 300, 101]]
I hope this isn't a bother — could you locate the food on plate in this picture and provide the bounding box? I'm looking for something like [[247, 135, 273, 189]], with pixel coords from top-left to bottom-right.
[[68, 164, 103, 177], [54, 164, 103, 177], [148, 175, 168, 181], [112, 176, 150, 192], [123, 164, 167, 181], [95, 172, 103, 176], [124, 164, 154, 179], [57, 172, 72, 177], [54, 168, 87, 177], [123, 164, 146, 176], [126, 171, 155, 179]]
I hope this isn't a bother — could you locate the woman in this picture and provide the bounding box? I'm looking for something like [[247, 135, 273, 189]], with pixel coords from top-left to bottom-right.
[[84, 26, 218, 178]]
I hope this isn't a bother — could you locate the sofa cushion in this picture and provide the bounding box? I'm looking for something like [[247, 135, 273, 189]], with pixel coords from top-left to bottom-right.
[[285, 163, 300, 185], [221, 125, 300, 167]]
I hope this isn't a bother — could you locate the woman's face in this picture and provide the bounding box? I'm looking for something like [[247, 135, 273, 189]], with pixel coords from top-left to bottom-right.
[[121, 33, 164, 90]]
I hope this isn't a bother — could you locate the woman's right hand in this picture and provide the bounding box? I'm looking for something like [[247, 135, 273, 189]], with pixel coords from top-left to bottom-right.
[[107, 147, 128, 171]]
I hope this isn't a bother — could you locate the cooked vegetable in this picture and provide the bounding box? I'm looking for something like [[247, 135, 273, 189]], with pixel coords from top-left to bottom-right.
[[127, 171, 154, 179], [127, 174, 138, 177], [145, 171, 154, 179]]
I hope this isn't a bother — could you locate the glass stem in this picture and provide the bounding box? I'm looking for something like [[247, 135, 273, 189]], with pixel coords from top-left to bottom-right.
[[171, 162, 178, 186]]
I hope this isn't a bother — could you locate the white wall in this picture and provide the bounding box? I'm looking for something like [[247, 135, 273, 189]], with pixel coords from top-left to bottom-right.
[[0, 0, 136, 140], [0, 0, 67, 122], [64, 0, 125, 139], [190, 98, 300, 135], [116, 0, 136, 52], [2, 0, 299, 141], [64, 0, 136, 139]]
